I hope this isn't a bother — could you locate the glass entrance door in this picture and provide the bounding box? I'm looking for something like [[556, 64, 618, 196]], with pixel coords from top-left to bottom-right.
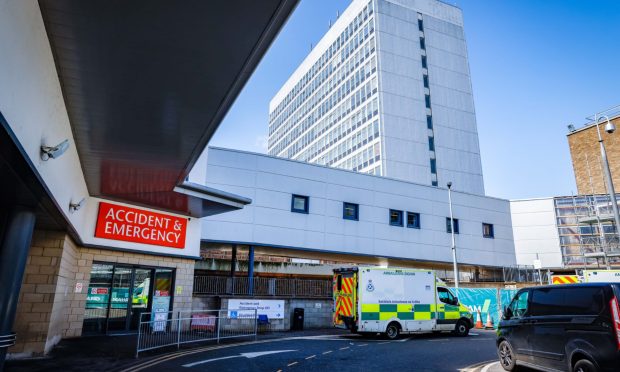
[[129, 268, 152, 329], [107, 266, 133, 331], [83, 263, 174, 334]]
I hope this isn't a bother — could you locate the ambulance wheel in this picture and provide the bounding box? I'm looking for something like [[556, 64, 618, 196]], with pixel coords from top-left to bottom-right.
[[385, 322, 400, 340], [454, 319, 469, 337]]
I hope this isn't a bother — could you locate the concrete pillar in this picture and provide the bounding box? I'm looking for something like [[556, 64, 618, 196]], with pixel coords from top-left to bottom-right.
[[0, 207, 36, 370]]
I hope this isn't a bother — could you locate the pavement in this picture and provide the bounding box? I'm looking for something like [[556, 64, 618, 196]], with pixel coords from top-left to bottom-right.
[[5, 329, 504, 372]]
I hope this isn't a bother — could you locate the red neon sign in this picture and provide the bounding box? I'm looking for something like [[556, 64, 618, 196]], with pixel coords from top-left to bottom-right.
[[95, 202, 187, 249]]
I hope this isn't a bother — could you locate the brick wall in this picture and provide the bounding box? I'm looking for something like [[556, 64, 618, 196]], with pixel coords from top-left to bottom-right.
[[8, 230, 196, 358], [568, 116, 620, 195]]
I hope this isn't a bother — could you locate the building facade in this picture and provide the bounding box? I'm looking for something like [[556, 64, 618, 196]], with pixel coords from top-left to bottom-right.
[[268, 0, 485, 195], [511, 195, 620, 269], [567, 113, 620, 195], [202, 147, 515, 276], [0, 0, 295, 361]]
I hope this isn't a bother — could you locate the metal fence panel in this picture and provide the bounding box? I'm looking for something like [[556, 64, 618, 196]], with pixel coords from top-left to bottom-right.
[[192, 276, 332, 297], [136, 309, 257, 357]]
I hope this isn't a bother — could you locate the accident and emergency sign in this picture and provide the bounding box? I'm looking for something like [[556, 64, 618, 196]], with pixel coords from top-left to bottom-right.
[[95, 202, 187, 248]]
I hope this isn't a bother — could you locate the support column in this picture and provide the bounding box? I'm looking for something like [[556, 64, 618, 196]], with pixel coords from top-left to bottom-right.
[[230, 245, 237, 278], [0, 207, 36, 370], [248, 246, 254, 296]]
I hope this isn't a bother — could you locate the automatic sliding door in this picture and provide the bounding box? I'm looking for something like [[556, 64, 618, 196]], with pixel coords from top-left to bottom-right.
[[107, 266, 132, 331]]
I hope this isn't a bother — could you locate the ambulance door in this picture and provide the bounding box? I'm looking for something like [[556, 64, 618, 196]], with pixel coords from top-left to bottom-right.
[[333, 271, 356, 329], [436, 287, 460, 330]]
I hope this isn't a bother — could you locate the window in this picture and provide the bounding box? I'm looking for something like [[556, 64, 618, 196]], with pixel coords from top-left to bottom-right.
[[430, 158, 437, 173], [428, 137, 435, 151], [507, 290, 529, 319], [426, 115, 433, 129], [530, 287, 604, 316], [482, 223, 494, 238], [425, 94, 431, 108], [437, 287, 457, 305], [432, 180, 438, 187], [343, 202, 359, 221], [419, 38, 426, 50], [407, 212, 420, 229], [291, 194, 309, 214], [421, 55, 427, 69], [389, 209, 403, 226], [418, 19, 424, 31], [446, 217, 459, 234], [423, 75, 429, 88]]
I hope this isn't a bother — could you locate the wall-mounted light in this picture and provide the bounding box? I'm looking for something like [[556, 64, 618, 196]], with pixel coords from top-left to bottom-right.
[[41, 139, 70, 161], [69, 198, 85, 213]]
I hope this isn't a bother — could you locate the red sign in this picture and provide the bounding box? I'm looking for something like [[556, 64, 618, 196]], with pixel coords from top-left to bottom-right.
[[95, 202, 187, 249], [91, 288, 108, 295]]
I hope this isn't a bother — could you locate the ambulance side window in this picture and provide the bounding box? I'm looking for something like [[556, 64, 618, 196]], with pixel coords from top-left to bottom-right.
[[438, 287, 456, 305], [337, 275, 342, 291]]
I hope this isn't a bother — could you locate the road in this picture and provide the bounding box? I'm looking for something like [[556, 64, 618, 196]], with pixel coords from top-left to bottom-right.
[[123, 330, 500, 372]]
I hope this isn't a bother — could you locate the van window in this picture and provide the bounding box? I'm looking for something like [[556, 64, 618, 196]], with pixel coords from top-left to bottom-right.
[[508, 291, 529, 318], [337, 275, 342, 292], [530, 287, 604, 316], [438, 287, 456, 305]]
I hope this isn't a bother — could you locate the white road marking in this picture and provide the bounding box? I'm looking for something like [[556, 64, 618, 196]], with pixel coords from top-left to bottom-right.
[[357, 344, 368, 347], [339, 346, 349, 350], [322, 350, 332, 354], [396, 338, 410, 342], [305, 355, 316, 360], [469, 333, 479, 336], [182, 350, 297, 368], [287, 362, 298, 367], [377, 341, 391, 345], [481, 362, 499, 372]]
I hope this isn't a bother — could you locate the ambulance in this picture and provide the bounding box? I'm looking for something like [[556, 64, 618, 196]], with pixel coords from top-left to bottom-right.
[[333, 267, 474, 339], [583, 269, 620, 283]]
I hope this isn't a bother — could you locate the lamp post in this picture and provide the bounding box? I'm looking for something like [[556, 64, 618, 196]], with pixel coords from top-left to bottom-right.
[[447, 182, 458, 290], [593, 114, 620, 253]]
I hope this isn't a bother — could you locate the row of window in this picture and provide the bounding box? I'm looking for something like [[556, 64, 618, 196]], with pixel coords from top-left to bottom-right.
[[270, 49, 378, 156], [418, 13, 438, 188], [290, 194, 495, 238], [269, 15, 376, 138], [269, 1, 374, 123], [296, 99, 379, 163]]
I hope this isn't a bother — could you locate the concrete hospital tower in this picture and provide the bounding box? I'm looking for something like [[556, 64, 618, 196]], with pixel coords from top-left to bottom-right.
[[268, 0, 484, 195]]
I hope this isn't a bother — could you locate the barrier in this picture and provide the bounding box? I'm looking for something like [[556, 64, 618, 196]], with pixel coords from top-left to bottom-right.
[[136, 309, 257, 357]]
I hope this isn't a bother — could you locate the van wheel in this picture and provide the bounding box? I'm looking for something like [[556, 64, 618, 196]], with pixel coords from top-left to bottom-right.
[[573, 359, 597, 372], [498, 340, 516, 371], [385, 322, 400, 340], [454, 319, 469, 337]]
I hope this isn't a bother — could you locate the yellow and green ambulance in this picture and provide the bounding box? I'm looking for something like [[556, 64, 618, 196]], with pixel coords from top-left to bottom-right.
[[333, 267, 473, 339]]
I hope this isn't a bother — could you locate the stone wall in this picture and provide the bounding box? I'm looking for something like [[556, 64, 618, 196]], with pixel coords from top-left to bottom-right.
[[8, 230, 196, 358]]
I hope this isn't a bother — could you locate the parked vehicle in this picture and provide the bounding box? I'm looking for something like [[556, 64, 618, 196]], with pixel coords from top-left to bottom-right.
[[333, 267, 473, 339], [497, 283, 620, 372]]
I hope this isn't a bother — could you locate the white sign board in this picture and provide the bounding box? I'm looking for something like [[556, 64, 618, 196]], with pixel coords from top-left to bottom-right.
[[74, 282, 83, 293], [584, 270, 620, 283], [227, 299, 285, 319], [533, 259, 542, 269]]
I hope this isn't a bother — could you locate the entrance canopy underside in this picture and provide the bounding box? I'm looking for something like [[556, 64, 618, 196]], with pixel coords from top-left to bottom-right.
[[38, 0, 297, 217]]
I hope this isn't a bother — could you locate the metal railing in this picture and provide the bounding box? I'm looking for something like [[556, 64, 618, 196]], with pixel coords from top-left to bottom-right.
[[193, 276, 332, 297], [136, 309, 257, 357]]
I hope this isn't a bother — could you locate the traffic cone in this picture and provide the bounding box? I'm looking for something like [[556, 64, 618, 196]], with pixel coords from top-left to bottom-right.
[[475, 310, 484, 329], [485, 312, 494, 329]]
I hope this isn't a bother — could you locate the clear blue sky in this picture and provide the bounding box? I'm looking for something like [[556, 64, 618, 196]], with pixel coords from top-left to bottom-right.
[[211, 0, 620, 200]]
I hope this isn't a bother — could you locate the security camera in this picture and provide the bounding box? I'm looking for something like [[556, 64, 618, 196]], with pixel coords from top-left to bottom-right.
[[41, 139, 70, 161], [605, 121, 616, 134], [69, 198, 85, 213]]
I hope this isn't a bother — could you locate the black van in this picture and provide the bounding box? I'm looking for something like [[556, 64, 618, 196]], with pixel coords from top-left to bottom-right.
[[496, 283, 620, 372]]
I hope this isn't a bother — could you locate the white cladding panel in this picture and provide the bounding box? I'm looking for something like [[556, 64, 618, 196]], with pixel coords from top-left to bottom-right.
[[510, 199, 563, 268], [203, 148, 515, 267]]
